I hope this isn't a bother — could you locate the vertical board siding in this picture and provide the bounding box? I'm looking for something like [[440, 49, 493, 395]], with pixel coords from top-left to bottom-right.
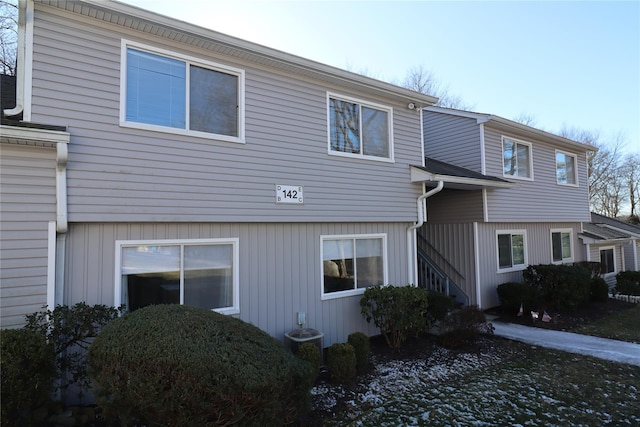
[[30, 6, 424, 224], [64, 222, 411, 346], [421, 223, 477, 303], [483, 127, 591, 222], [476, 222, 586, 308], [426, 189, 484, 223], [0, 144, 56, 328], [423, 111, 482, 172]]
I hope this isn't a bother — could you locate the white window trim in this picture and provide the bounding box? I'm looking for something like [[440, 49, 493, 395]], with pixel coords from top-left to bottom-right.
[[550, 228, 574, 264], [598, 245, 617, 276], [320, 233, 388, 300], [326, 92, 394, 163], [119, 39, 246, 143], [501, 136, 534, 181], [496, 229, 528, 273], [555, 150, 579, 186], [114, 238, 240, 315]]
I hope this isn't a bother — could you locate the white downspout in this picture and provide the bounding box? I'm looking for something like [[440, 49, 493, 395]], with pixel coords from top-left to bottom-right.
[[55, 142, 69, 305], [3, 0, 31, 118], [407, 180, 444, 285]]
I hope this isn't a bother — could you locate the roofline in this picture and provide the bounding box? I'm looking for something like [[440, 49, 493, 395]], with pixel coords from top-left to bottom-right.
[[36, 0, 438, 106], [424, 106, 597, 153], [410, 165, 516, 189]]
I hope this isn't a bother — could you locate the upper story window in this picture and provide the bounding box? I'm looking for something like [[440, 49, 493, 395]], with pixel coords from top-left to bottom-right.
[[115, 238, 239, 315], [327, 93, 393, 162], [121, 41, 245, 143], [321, 234, 387, 299], [497, 230, 527, 272], [502, 137, 532, 179], [551, 229, 573, 263], [556, 151, 578, 185]]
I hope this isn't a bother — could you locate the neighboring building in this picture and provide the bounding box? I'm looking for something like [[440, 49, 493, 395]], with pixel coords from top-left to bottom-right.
[[580, 212, 640, 286], [0, 0, 439, 347], [419, 106, 596, 308]]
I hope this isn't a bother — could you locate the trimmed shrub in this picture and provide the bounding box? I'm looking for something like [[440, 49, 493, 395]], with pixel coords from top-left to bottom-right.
[[590, 277, 610, 302], [523, 264, 591, 311], [347, 332, 371, 374], [437, 306, 490, 349], [615, 271, 640, 296], [360, 285, 429, 349], [296, 342, 322, 382], [575, 261, 602, 278], [425, 291, 455, 326], [326, 343, 357, 384], [24, 302, 123, 398], [497, 281, 539, 313], [1, 328, 55, 427], [88, 305, 313, 426]]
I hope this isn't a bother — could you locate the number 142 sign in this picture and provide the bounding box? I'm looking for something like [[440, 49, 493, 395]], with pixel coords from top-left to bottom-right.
[[276, 185, 303, 204]]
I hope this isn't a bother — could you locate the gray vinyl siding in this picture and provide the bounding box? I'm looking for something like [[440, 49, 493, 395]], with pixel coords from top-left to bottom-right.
[[63, 222, 411, 347], [30, 5, 424, 224], [475, 222, 586, 308], [623, 241, 639, 271], [483, 127, 591, 222], [420, 223, 477, 304], [0, 144, 55, 328], [422, 111, 482, 172], [587, 243, 624, 286], [425, 189, 484, 223]]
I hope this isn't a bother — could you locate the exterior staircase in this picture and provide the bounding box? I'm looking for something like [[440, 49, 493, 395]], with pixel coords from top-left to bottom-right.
[[417, 234, 469, 306]]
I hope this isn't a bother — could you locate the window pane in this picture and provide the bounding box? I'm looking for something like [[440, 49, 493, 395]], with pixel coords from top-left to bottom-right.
[[556, 152, 567, 183], [126, 49, 186, 128], [503, 139, 515, 176], [561, 233, 572, 258], [565, 155, 575, 184], [323, 239, 355, 293], [184, 245, 233, 309], [361, 107, 389, 158], [190, 66, 238, 136], [512, 234, 525, 265], [552, 232, 563, 262], [125, 271, 180, 311], [355, 238, 383, 288], [515, 144, 530, 177], [122, 245, 180, 274], [498, 234, 512, 268], [330, 99, 360, 154]]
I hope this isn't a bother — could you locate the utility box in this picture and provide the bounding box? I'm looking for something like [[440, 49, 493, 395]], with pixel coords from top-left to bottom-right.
[[285, 328, 324, 362]]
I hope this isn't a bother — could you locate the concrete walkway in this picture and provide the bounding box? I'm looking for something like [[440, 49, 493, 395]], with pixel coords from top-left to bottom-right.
[[491, 321, 640, 367]]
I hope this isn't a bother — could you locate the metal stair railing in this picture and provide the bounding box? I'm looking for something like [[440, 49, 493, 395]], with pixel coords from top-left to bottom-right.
[[417, 246, 469, 306]]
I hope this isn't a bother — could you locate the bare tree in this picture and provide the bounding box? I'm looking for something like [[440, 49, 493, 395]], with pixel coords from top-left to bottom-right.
[[401, 65, 472, 110], [621, 153, 640, 218], [511, 112, 538, 127], [0, 0, 18, 75]]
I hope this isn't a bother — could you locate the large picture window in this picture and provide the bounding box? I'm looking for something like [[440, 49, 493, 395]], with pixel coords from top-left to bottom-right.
[[551, 229, 573, 263], [502, 137, 532, 179], [497, 231, 527, 271], [328, 94, 393, 161], [321, 234, 387, 298], [556, 151, 577, 185], [115, 239, 239, 315], [121, 41, 244, 142]]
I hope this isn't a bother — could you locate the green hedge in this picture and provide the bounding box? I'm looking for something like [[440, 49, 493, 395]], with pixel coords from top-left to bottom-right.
[[1, 328, 55, 427], [615, 271, 640, 296], [497, 282, 539, 313], [523, 264, 591, 311], [88, 305, 313, 426]]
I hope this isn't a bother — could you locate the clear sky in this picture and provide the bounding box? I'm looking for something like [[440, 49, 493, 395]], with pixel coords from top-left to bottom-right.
[[123, 0, 639, 155]]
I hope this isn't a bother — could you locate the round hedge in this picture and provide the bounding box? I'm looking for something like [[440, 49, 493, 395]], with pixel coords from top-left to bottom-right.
[[88, 304, 313, 426]]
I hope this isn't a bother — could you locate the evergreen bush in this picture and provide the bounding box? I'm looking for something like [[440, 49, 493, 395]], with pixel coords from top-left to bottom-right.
[[590, 277, 610, 302], [437, 306, 490, 349], [1, 328, 55, 427], [360, 285, 429, 349], [523, 264, 591, 311], [326, 343, 356, 384], [425, 290, 455, 326], [347, 332, 371, 374], [497, 281, 539, 313], [296, 342, 322, 382], [88, 304, 313, 426], [615, 271, 640, 296]]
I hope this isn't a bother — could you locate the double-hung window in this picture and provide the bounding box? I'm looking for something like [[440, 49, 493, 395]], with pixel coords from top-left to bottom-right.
[[497, 230, 527, 272], [328, 93, 393, 161], [115, 238, 239, 315], [502, 137, 532, 179], [321, 234, 387, 299], [556, 151, 577, 185], [599, 247, 616, 275], [551, 229, 573, 263], [121, 41, 244, 142]]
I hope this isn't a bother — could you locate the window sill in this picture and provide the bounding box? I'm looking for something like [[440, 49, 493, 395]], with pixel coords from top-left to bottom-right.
[[321, 288, 366, 301], [119, 121, 245, 144], [328, 150, 395, 164], [497, 265, 527, 274]]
